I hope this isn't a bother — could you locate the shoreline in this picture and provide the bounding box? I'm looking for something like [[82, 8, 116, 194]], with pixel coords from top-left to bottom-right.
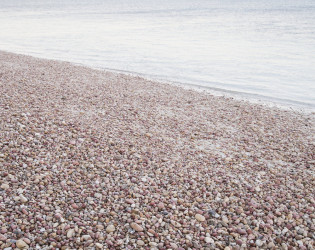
[[95, 69, 315, 115], [0, 51, 314, 249], [2, 49, 315, 114]]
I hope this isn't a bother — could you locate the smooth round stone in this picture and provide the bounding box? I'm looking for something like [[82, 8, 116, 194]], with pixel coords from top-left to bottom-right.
[[195, 214, 205, 222], [106, 225, 115, 233], [81, 235, 91, 241], [0, 234, 7, 241], [23, 238, 31, 245], [94, 193, 102, 199], [67, 229, 75, 238], [236, 239, 243, 245], [237, 228, 246, 235], [222, 216, 229, 223], [137, 240, 145, 246], [196, 197, 203, 202], [0, 183, 9, 190], [256, 239, 263, 247], [170, 243, 178, 249], [157, 202, 165, 209], [205, 237, 214, 244], [19, 194, 28, 203], [16, 239, 28, 249], [131, 222, 143, 232], [149, 242, 157, 247], [126, 199, 134, 204], [95, 243, 103, 249]]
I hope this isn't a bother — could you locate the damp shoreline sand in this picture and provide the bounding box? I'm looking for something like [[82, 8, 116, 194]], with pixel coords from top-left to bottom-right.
[[0, 51, 314, 249]]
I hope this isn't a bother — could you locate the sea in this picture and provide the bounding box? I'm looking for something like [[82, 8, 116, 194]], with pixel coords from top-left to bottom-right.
[[0, 0, 315, 111]]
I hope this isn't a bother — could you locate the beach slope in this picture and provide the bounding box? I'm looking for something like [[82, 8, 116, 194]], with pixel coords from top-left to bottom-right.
[[0, 51, 314, 249]]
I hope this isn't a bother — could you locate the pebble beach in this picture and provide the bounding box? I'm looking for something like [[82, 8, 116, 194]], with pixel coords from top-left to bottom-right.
[[0, 51, 314, 249]]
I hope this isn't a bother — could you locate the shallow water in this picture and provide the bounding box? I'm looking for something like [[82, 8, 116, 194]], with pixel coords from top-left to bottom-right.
[[1, 0, 315, 111]]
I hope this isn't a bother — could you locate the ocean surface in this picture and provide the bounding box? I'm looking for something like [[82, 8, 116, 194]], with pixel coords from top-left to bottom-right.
[[1, 0, 315, 111]]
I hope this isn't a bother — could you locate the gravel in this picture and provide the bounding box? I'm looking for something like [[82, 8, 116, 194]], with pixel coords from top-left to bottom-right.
[[0, 51, 314, 249]]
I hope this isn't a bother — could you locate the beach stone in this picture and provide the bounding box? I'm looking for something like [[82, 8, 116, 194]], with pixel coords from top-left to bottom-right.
[[23, 238, 30, 245], [96, 224, 104, 230], [81, 235, 91, 241], [67, 229, 75, 238], [170, 243, 178, 249], [19, 194, 28, 203], [222, 216, 229, 223], [0, 234, 7, 241], [157, 202, 165, 209], [106, 225, 115, 233], [94, 193, 102, 199], [208, 209, 219, 218], [236, 239, 243, 245], [1, 183, 9, 190], [195, 214, 205, 222], [16, 239, 28, 249], [95, 243, 103, 249], [196, 197, 203, 202], [131, 223, 143, 232], [149, 242, 158, 247], [205, 237, 214, 244], [126, 198, 134, 204], [256, 239, 263, 247], [137, 240, 145, 246], [237, 228, 246, 235]]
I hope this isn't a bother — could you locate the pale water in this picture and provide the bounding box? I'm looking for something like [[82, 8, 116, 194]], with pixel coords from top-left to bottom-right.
[[1, 0, 315, 111]]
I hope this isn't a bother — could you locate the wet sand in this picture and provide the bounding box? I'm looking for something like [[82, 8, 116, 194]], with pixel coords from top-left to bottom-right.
[[0, 51, 314, 249]]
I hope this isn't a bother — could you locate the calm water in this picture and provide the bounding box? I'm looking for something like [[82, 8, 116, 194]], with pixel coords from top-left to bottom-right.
[[1, 0, 315, 111]]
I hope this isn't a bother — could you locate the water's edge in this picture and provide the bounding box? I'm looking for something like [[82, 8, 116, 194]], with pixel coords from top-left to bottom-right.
[[3, 49, 315, 115]]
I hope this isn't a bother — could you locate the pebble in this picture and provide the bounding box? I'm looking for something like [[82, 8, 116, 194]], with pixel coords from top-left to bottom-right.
[[94, 193, 102, 199], [95, 243, 103, 249], [126, 198, 134, 204], [81, 235, 91, 241], [157, 202, 165, 209], [256, 239, 264, 247], [0, 234, 7, 241], [106, 225, 115, 233], [236, 239, 242, 245], [67, 229, 75, 238], [131, 223, 143, 232], [19, 194, 28, 203], [205, 237, 214, 244], [170, 243, 178, 249], [16, 239, 28, 249], [222, 215, 229, 223], [195, 214, 205, 222], [236, 228, 246, 235], [1, 183, 9, 190], [137, 240, 145, 246], [149, 242, 158, 247]]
